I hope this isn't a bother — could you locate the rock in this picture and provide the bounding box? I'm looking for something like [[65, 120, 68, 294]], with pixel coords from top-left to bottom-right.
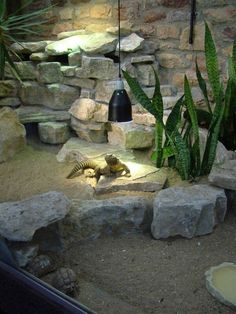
[[80, 88, 96, 99], [0, 191, 71, 241], [95, 79, 132, 104], [205, 262, 236, 310], [0, 107, 26, 163], [30, 52, 51, 62], [20, 82, 80, 110], [61, 66, 76, 77], [133, 113, 155, 126], [131, 55, 155, 64], [46, 33, 117, 56], [96, 163, 167, 194], [106, 21, 133, 36], [119, 33, 145, 52], [62, 196, 153, 240], [71, 116, 107, 143], [108, 122, 154, 149], [135, 64, 158, 86], [15, 106, 70, 124], [79, 32, 117, 54], [68, 51, 82, 66], [151, 184, 227, 239], [0, 97, 21, 107], [0, 80, 18, 97], [157, 53, 190, 69], [209, 160, 236, 191], [57, 30, 87, 40], [5, 62, 37, 80], [38, 122, 70, 144], [37, 62, 63, 84], [69, 98, 98, 121], [93, 104, 108, 123], [199, 128, 233, 165], [63, 77, 96, 89], [45, 36, 82, 56], [11, 41, 49, 54], [75, 56, 117, 80], [56, 137, 134, 163], [179, 22, 205, 51]]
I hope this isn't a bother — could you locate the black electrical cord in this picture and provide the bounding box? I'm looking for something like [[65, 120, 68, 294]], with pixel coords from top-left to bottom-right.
[[118, 0, 121, 78]]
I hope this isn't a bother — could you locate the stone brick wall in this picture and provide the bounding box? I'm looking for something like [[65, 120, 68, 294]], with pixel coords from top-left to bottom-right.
[[36, 0, 236, 89]]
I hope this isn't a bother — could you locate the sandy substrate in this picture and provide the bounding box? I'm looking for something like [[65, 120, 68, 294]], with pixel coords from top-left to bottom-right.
[[0, 141, 236, 314]]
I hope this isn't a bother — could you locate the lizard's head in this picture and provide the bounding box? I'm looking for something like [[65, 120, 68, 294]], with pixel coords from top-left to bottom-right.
[[105, 154, 119, 165]]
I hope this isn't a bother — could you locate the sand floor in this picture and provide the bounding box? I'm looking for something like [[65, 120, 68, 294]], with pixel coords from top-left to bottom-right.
[[0, 140, 236, 314]]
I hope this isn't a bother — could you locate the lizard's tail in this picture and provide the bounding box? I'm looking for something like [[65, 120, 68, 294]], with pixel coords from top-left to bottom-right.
[[66, 160, 99, 179]]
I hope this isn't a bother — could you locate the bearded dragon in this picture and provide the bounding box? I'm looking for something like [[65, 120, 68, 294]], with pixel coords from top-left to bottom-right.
[[66, 154, 131, 180]]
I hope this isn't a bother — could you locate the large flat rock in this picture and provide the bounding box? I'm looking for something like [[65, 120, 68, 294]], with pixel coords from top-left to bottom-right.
[[96, 163, 167, 194], [62, 196, 152, 240], [16, 106, 70, 123], [56, 137, 135, 163], [0, 191, 71, 242]]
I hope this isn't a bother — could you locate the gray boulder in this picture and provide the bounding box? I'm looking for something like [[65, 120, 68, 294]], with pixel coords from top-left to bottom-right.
[[37, 62, 63, 84], [16, 106, 70, 124], [38, 122, 70, 144], [151, 184, 227, 239], [62, 196, 152, 240], [108, 122, 154, 149], [0, 191, 71, 242], [0, 107, 26, 163], [209, 160, 236, 191], [119, 33, 144, 52], [79, 32, 117, 54], [20, 82, 80, 110], [11, 41, 49, 54]]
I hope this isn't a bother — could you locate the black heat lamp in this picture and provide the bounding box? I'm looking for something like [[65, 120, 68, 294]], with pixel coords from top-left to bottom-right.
[[108, 0, 132, 122]]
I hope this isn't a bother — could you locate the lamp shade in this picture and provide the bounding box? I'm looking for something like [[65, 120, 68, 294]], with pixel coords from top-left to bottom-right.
[[108, 78, 132, 122], [108, 89, 132, 122]]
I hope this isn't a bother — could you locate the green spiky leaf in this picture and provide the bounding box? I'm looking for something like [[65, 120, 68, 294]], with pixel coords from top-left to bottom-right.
[[195, 59, 212, 114], [123, 70, 157, 116], [174, 132, 190, 180], [205, 22, 221, 102]]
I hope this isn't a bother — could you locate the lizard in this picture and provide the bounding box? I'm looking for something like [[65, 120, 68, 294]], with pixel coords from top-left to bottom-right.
[[66, 154, 131, 181]]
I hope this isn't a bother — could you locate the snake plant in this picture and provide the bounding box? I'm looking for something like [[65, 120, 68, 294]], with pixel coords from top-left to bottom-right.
[[0, 0, 51, 81], [196, 22, 236, 151]]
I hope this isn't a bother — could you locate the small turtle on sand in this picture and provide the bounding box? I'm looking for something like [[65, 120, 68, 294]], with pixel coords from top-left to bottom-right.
[[26, 254, 56, 278], [51, 267, 79, 296]]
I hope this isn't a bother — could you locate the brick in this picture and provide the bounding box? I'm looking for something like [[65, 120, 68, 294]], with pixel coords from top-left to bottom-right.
[[204, 6, 236, 23], [156, 25, 180, 39], [89, 4, 112, 19]]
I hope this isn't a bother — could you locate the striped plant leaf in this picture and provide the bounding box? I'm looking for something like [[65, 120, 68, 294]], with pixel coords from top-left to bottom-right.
[[152, 69, 164, 167], [201, 104, 224, 175], [195, 59, 212, 114], [174, 132, 190, 180], [205, 22, 221, 103], [184, 75, 201, 173], [165, 95, 184, 136], [123, 70, 157, 117]]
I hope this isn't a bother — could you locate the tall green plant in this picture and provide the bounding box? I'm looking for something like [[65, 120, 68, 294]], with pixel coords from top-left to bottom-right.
[[0, 0, 52, 81], [196, 22, 236, 150], [123, 69, 194, 180]]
